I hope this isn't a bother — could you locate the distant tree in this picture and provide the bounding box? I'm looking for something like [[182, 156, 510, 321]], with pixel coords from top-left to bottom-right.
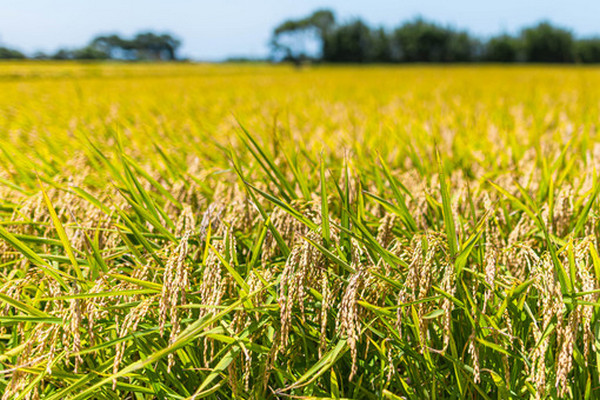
[[0, 47, 26, 59], [72, 45, 110, 60], [131, 32, 181, 60], [310, 9, 336, 36], [90, 35, 130, 59], [521, 22, 574, 63], [51, 49, 72, 60], [370, 28, 393, 62], [575, 38, 600, 63], [88, 32, 181, 61], [161, 34, 181, 60], [323, 20, 375, 62], [271, 9, 336, 63], [393, 20, 442, 61], [448, 31, 480, 61], [392, 19, 477, 62], [484, 34, 522, 62]]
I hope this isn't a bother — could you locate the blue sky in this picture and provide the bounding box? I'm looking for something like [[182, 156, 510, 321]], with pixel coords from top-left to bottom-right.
[[1, 0, 599, 60]]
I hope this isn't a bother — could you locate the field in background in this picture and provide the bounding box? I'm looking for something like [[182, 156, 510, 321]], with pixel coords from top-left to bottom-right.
[[1, 63, 600, 398]]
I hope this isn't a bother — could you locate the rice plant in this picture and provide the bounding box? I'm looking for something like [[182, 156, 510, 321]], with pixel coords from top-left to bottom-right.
[[1, 63, 600, 399]]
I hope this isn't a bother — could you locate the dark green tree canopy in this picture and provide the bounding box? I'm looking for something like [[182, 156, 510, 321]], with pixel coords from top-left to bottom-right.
[[0, 47, 26, 59], [576, 38, 600, 63], [521, 22, 574, 63], [323, 20, 374, 63], [392, 19, 477, 62], [484, 35, 521, 62]]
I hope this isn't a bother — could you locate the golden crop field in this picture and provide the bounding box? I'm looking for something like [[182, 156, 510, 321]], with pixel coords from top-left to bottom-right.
[[1, 62, 600, 399]]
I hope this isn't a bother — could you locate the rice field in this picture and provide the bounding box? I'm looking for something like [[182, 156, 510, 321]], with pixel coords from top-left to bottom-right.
[[1, 62, 600, 399]]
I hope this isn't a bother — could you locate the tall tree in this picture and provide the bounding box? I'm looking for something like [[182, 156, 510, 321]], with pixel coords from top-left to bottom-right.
[[322, 20, 375, 62], [521, 22, 574, 63], [392, 19, 477, 62], [270, 9, 336, 62]]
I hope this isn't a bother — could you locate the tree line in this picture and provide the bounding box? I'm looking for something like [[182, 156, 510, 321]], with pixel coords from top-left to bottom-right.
[[3, 12, 600, 63], [0, 32, 181, 61], [271, 9, 600, 64]]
